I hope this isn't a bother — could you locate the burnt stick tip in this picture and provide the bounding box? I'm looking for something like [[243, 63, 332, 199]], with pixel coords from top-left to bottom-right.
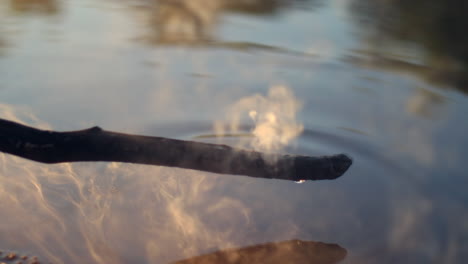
[[293, 153, 353, 181]]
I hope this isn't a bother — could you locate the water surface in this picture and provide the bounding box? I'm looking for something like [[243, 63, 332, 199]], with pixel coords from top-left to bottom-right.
[[1, 0, 468, 263]]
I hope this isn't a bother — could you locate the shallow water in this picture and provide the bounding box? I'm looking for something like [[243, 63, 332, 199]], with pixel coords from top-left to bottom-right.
[[1, 0, 468, 263]]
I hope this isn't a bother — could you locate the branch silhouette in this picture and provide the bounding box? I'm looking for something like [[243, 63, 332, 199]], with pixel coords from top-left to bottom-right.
[[0, 119, 352, 181]]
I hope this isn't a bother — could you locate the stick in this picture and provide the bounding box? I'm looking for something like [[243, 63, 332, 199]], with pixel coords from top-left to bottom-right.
[[0, 118, 352, 181], [172, 239, 347, 264]]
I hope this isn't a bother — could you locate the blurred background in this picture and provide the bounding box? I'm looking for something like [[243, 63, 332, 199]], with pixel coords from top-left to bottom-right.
[[0, 0, 467, 263]]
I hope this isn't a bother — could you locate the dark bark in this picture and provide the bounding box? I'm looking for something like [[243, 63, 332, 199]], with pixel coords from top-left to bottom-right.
[[0, 118, 352, 181]]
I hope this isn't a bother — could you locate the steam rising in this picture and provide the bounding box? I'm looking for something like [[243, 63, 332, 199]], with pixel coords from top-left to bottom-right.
[[0, 104, 250, 263], [0, 97, 303, 263], [215, 86, 304, 153]]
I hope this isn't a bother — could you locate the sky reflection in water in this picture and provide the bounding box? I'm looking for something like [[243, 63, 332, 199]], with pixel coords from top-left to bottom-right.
[[1, 0, 468, 263]]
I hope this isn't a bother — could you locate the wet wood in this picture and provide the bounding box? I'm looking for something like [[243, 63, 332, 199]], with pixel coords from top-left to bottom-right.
[[172, 239, 347, 264], [0, 118, 352, 181]]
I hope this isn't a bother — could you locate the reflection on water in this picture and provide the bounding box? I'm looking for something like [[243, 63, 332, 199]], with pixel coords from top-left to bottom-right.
[[149, 0, 220, 43], [349, 0, 468, 92], [0, 239, 346, 264], [172, 239, 346, 264], [146, 0, 322, 43], [138, 0, 322, 55], [0, 107, 245, 263], [0, 104, 345, 263], [7, 0, 60, 15], [345, 54, 452, 119], [0, 39, 5, 55], [1, 0, 468, 263]]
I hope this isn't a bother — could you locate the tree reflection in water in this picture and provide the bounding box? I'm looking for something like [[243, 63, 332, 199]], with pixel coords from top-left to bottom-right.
[[141, 0, 323, 47], [0, 35, 5, 55], [0, 0, 60, 56], [349, 0, 468, 93], [8, 0, 60, 15]]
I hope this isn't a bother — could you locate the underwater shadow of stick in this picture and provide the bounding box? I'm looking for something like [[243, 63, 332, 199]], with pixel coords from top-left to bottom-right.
[[171, 239, 347, 264]]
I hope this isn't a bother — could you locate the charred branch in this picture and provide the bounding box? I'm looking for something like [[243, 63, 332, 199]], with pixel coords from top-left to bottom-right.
[[0, 119, 352, 181]]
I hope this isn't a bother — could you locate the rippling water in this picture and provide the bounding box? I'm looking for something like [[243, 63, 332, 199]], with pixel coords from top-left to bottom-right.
[[1, 0, 468, 263]]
